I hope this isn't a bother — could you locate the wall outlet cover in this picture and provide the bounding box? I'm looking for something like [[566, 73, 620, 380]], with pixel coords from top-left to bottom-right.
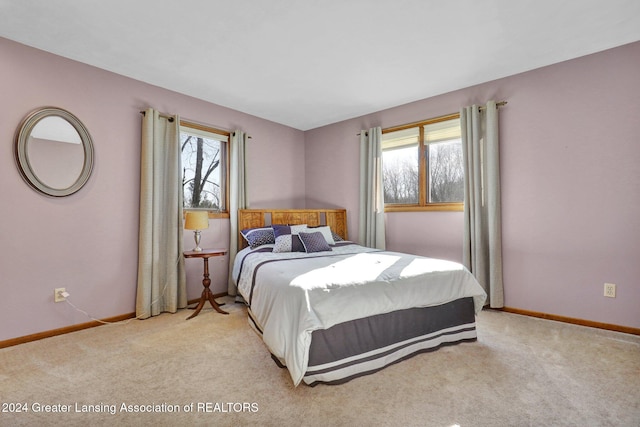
[[54, 287, 67, 302], [604, 283, 616, 298]]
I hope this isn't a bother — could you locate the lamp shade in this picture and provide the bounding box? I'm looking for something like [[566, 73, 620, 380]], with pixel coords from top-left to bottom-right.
[[184, 211, 209, 230]]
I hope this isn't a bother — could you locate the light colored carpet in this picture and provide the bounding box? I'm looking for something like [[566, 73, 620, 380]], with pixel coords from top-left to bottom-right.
[[1, 298, 638, 427]]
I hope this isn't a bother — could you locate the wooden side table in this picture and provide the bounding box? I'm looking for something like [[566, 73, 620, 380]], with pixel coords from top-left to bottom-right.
[[183, 248, 228, 319]]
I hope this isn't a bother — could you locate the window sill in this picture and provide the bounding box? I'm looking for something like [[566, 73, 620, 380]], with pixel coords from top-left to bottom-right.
[[184, 210, 230, 219], [384, 203, 463, 213], [208, 211, 230, 219]]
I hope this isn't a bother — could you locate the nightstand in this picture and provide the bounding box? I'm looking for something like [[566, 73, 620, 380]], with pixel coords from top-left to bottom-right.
[[183, 248, 228, 319]]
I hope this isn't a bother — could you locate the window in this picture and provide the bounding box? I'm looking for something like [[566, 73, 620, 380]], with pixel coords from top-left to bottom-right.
[[382, 114, 463, 211], [180, 121, 229, 215]]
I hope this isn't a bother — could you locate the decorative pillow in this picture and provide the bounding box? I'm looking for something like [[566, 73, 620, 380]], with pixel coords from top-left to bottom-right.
[[306, 225, 336, 245], [272, 225, 304, 253], [272, 224, 307, 253], [299, 231, 332, 253], [240, 227, 275, 249], [331, 231, 344, 242]]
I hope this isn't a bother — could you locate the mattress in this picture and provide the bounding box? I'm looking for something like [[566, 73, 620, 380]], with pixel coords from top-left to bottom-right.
[[233, 242, 486, 386]]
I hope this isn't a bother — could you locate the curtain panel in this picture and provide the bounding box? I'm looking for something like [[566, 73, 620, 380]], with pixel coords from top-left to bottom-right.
[[136, 108, 187, 318], [227, 130, 249, 295], [461, 101, 504, 307], [359, 126, 386, 250]]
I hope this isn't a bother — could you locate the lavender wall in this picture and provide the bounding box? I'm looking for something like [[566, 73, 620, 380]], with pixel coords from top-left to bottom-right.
[[305, 42, 640, 329], [0, 37, 305, 342], [2, 36, 638, 343]]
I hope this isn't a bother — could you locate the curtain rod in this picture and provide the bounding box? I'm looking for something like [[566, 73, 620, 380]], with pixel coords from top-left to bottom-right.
[[139, 110, 175, 122], [479, 100, 507, 111], [357, 100, 507, 136], [139, 110, 251, 138]]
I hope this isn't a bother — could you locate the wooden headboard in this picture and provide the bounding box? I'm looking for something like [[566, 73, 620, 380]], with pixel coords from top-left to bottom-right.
[[238, 208, 348, 249]]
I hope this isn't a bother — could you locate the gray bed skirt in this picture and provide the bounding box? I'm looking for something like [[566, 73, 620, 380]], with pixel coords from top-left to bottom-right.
[[260, 297, 477, 386]]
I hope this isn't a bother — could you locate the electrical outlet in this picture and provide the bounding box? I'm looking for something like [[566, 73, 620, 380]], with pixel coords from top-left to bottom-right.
[[54, 287, 67, 302], [604, 283, 616, 298]]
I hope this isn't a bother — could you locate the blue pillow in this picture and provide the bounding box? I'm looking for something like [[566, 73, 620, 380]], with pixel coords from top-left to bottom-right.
[[272, 224, 307, 253], [299, 231, 332, 253], [241, 227, 275, 248]]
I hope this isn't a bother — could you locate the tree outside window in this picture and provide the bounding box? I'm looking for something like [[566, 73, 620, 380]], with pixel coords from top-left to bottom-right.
[[382, 115, 463, 211], [180, 124, 228, 212]]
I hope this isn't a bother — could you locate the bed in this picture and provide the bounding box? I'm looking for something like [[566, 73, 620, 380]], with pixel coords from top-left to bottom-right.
[[232, 208, 487, 386]]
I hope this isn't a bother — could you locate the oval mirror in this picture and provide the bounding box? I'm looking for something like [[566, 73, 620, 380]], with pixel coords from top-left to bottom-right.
[[15, 107, 94, 197]]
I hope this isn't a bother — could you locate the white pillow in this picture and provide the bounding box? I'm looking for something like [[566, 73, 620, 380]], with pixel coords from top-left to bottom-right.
[[308, 226, 335, 245]]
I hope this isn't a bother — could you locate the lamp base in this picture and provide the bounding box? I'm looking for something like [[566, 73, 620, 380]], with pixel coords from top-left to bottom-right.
[[192, 230, 203, 252]]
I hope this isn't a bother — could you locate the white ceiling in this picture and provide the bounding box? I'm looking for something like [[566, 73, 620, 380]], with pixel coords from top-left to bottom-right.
[[2, 0, 639, 130]]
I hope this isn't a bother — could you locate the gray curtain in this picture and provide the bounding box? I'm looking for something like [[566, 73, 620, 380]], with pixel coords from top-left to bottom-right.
[[227, 130, 249, 295], [359, 126, 386, 250], [461, 101, 504, 307], [136, 108, 187, 318]]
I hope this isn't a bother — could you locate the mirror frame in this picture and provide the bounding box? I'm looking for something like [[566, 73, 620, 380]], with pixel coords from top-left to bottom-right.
[[15, 107, 94, 197]]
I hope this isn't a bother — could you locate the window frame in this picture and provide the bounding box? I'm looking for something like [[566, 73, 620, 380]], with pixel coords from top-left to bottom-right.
[[382, 112, 464, 212], [180, 120, 230, 219]]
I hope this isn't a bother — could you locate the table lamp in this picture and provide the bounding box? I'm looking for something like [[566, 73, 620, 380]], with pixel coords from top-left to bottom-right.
[[184, 211, 209, 252]]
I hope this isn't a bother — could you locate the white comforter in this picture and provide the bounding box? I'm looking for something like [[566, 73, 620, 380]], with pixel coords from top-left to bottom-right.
[[233, 243, 487, 386]]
